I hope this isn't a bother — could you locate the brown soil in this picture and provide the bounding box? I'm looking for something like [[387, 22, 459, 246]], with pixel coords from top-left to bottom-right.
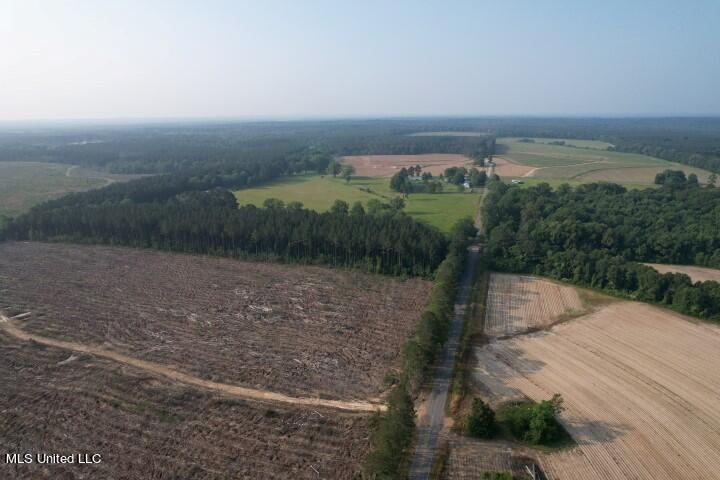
[[644, 263, 720, 283], [489, 156, 536, 177], [0, 333, 369, 479], [484, 274, 584, 337], [472, 301, 720, 479], [0, 313, 382, 412], [0, 242, 431, 400], [341, 153, 471, 177]]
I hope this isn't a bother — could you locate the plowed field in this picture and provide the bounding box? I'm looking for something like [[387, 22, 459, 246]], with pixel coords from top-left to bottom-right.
[[473, 301, 720, 479], [340, 153, 470, 177], [484, 274, 584, 336]]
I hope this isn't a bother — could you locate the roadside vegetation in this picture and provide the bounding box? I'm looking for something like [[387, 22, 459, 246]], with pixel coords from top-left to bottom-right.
[[362, 219, 475, 479]]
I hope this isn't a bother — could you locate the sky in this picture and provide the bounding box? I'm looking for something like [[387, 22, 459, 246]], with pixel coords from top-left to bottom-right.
[[1, 0, 719, 120]]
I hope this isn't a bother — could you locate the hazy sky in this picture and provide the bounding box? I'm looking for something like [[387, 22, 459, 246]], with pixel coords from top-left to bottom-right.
[[2, 0, 719, 120]]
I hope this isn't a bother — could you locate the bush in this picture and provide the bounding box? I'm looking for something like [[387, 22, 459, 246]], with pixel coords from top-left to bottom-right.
[[362, 381, 415, 478], [465, 398, 496, 438], [503, 394, 565, 445]]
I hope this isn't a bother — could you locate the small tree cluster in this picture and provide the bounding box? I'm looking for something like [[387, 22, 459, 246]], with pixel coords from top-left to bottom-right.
[[504, 394, 565, 445], [465, 398, 496, 438]]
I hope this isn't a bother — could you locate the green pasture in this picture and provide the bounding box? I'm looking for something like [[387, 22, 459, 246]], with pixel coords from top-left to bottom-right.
[[234, 175, 481, 233]]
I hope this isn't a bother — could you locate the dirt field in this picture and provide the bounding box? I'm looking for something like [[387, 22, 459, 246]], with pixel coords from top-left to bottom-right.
[[0, 333, 369, 479], [340, 153, 470, 177], [645, 263, 720, 283], [444, 435, 541, 479], [489, 156, 536, 177], [484, 274, 584, 337], [0, 242, 431, 400], [472, 301, 720, 479]]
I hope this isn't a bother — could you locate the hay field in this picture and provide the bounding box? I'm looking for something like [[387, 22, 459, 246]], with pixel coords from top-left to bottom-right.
[[340, 153, 471, 177], [645, 263, 720, 283], [484, 274, 584, 337], [473, 301, 720, 479], [496, 137, 714, 185], [0, 242, 430, 400]]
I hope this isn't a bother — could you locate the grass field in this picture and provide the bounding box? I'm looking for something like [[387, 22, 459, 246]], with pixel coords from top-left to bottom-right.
[[235, 175, 481, 233], [0, 162, 106, 217], [495, 137, 714, 185]]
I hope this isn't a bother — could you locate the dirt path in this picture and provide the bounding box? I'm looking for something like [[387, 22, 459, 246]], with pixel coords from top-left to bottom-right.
[[0, 312, 383, 413], [65, 165, 115, 187], [408, 190, 486, 479]]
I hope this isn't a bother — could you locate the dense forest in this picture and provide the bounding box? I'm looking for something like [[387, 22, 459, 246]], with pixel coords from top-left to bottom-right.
[[482, 178, 720, 320], [3, 117, 718, 175], [6, 189, 447, 276], [0, 120, 494, 174]]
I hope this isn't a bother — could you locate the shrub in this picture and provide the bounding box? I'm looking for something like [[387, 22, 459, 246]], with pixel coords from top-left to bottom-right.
[[465, 398, 496, 438], [503, 394, 565, 445]]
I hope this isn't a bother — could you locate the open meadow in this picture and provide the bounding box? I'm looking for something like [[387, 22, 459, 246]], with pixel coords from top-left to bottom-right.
[[494, 138, 714, 185], [234, 174, 481, 233], [0, 162, 106, 217], [470, 285, 720, 480]]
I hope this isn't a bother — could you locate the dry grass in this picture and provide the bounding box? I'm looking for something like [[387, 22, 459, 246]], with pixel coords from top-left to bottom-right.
[[473, 301, 720, 479], [340, 153, 471, 177], [645, 263, 720, 283]]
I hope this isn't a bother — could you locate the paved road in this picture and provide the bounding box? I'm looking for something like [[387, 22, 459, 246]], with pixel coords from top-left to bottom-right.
[[408, 246, 480, 479]]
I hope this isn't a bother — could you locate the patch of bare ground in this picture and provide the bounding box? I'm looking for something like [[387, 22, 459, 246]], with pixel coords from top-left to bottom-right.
[[645, 263, 720, 283], [488, 156, 536, 177], [472, 301, 720, 479], [445, 434, 543, 479], [484, 274, 585, 337], [0, 242, 431, 400], [0, 334, 369, 479], [340, 153, 471, 177]]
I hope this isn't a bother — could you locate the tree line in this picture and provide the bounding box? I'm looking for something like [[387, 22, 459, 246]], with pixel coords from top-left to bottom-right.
[[482, 180, 720, 321], [363, 219, 476, 478], [6, 189, 448, 277]]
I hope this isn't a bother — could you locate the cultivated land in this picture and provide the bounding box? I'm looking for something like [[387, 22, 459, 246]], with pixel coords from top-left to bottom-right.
[[484, 273, 585, 337], [472, 301, 720, 479], [645, 263, 720, 283], [340, 153, 471, 177], [0, 162, 106, 217], [408, 131, 491, 137], [495, 137, 714, 185], [234, 175, 481, 233], [0, 242, 431, 401], [0, 333, 368, 479]]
